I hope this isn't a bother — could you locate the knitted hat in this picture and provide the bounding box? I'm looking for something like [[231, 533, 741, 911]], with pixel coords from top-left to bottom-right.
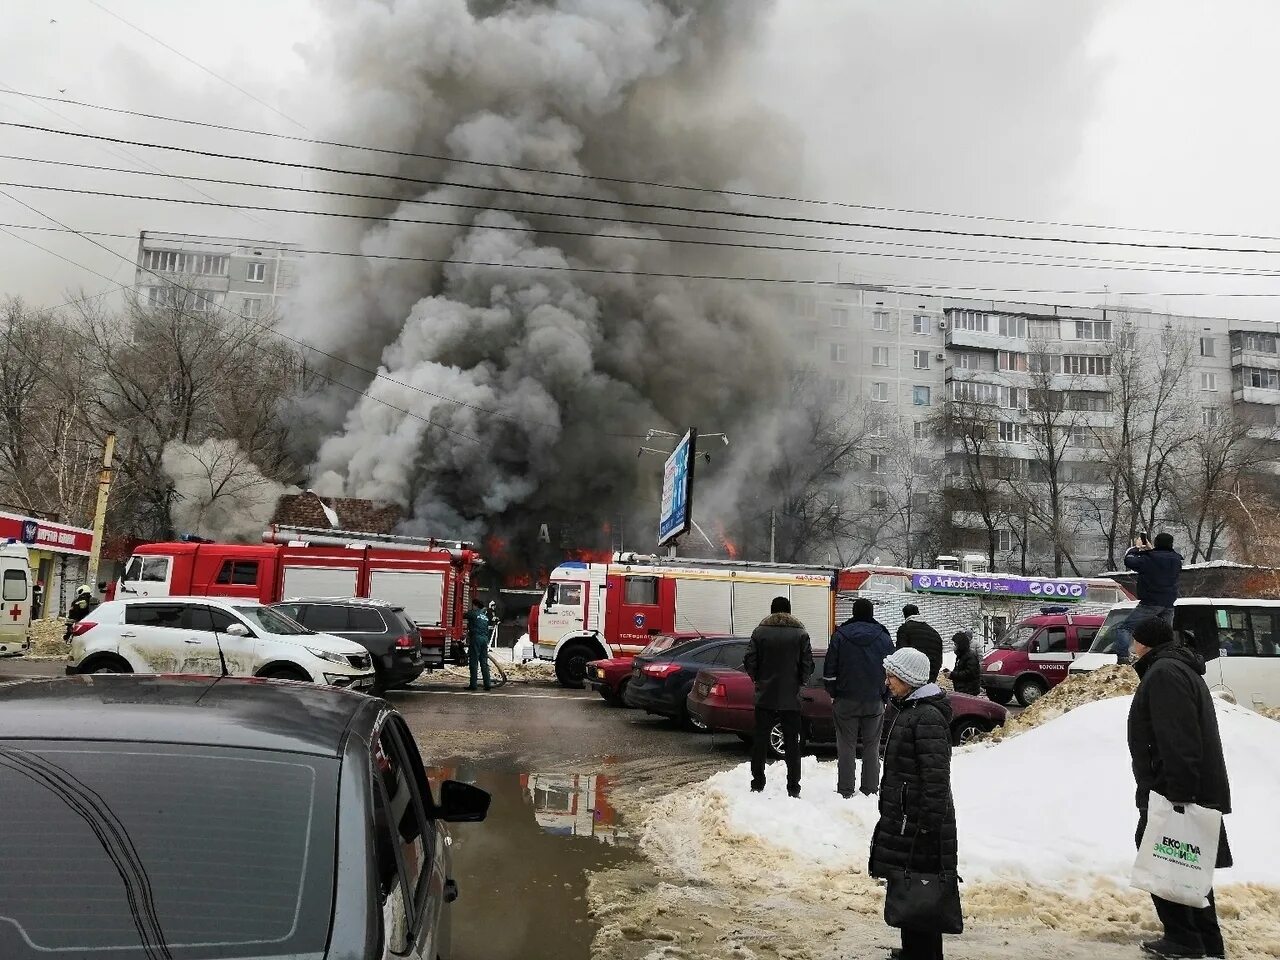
[[884, 647, 931, 688], [1132, 617, 1176, 649]]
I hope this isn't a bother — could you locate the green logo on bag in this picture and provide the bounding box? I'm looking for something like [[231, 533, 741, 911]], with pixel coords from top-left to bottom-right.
[[1156, 836, 1201, 865]]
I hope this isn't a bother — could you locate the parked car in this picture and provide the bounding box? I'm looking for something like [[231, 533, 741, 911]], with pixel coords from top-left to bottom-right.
[[0, 674, 489, 959], [273, 597, 427, 692], [585, 631, 710, 704], [1071, 598, 1280, 711], [687, 649, 1008, 757], [623, 635, 749, 728], [66, 596, 377, 690], [980, 607, 1104, 706]]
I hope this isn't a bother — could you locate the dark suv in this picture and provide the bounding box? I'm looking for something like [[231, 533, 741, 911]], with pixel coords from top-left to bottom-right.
[[273, 597, 426, 692], [0, 674, 490, 959]]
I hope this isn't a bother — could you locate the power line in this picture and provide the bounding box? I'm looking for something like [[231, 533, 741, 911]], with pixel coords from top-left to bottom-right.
[[81, 0, 307, 132], [0, 191, 484, 443], [12, 120, 1280, 256], [9, 154, 1280, 277], [2, 86, 1273, 244]]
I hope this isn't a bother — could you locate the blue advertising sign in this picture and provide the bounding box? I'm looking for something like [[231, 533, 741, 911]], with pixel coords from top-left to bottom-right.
[[658, 428, 697, 547]]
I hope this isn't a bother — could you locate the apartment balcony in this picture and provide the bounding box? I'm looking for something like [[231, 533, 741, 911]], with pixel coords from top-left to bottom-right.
[[944, 327, 1021, 352], [943, 365, 1012, 385], [1230, 348, 1280, 372], [1233, 386, 1280, 405]]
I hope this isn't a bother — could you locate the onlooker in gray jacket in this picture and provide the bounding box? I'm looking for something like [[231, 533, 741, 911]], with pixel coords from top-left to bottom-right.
[[824, 598, 894, 797]]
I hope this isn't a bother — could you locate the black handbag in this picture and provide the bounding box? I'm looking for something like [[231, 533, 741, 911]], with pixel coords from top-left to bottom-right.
[[883, 832, 963, 935]]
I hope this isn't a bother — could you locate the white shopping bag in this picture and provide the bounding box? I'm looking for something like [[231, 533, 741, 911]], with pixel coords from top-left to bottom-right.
[[1131, 793, 1221, 908]]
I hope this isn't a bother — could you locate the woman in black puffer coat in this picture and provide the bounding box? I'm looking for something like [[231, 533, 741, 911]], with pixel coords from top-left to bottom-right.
[[948, 631, 982, 696], [869, 646, 959, 960]]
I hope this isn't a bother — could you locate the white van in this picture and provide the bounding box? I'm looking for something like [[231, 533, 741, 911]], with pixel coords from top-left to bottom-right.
[[0, 541, 31, 657], [1071, 598, 1280, 711]]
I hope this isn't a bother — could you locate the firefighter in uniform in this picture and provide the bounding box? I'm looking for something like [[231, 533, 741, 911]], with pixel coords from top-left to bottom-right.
[[464, 598, 494, 691]]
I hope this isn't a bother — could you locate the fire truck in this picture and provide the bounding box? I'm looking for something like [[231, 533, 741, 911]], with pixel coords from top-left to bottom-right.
[[530, 553, 840, 687], [114, 525, 484, 670]]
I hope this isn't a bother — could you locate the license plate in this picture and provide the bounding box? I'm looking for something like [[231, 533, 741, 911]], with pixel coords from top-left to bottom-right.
[[352, 677, 374, 690], [696, 682, 710, 697]]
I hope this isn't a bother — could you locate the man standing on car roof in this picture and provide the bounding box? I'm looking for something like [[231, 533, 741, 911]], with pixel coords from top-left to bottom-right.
[[824, 597, 894, 798], [1117, 532, 1183, 664], [744, 596, 814, 798], [464, 598, 494, 692], [1128, 617, 1231, 960], [896, 604, 943, 684]]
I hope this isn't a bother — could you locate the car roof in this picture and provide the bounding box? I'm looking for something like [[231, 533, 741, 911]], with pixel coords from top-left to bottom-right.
[[1017, 612, 1106, 625], [1109, 597, 1280, 610], [276, 596, 403, 610], [0, 676, 377, 757], [107, 596, 266, 607]]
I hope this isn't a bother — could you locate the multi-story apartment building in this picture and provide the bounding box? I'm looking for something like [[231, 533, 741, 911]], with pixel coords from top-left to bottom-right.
[[791, 283, 1280, 572], [134, 231, 302, 321]]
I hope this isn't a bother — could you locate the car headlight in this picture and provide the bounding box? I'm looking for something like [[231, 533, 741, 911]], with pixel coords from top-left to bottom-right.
[[987, 660, 1003, 672], [307, 647, 352, 666]]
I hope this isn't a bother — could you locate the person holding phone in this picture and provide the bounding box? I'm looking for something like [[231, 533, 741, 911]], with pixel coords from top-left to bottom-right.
[[1116, 532, 1183, 663]]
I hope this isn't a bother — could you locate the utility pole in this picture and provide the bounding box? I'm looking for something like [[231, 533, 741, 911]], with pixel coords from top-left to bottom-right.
[[770, 508, 776, 563], [85, 432, 116, 590]]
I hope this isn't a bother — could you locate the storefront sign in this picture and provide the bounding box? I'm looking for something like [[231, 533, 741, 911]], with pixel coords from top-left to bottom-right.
[[0, 512, 94, 556], [911, 572, 1088, 600]]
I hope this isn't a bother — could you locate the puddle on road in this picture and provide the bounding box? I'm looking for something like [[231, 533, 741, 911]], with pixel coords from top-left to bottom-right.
[[429, 762, 634, 960]]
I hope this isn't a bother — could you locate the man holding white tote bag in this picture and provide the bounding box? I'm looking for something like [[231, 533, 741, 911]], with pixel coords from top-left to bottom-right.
[[1128, 618, 1233, 959]]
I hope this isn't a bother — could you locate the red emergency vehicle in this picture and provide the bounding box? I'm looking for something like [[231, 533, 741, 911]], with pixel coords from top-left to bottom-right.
[[531, 553, 839, 687], [115, 524, 483, 670]]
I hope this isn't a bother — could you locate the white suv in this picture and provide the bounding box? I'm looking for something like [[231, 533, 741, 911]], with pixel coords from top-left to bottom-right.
[[67, 597, 377, 690]]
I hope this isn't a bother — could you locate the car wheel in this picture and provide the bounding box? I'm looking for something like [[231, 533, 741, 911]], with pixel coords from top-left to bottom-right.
[[685, 708, 709, 733], [260, 666, 311, 683], [985, 688, 1013, 706], [1014, 676, 1048, 707], [951, 717, 988, 746], [554, 642, 595, 689], [86, 657, 131, 674], [610, 677, 631, 707], [768, 722, 805, 760]]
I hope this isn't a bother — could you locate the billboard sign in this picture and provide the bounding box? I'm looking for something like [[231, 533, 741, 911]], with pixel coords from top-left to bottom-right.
[[911, 572, 1088, 601], [658, 429, 697, 547]]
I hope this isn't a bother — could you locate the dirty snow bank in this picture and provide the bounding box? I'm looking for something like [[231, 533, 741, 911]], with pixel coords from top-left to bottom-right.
[[701, 696, 1280, 888]]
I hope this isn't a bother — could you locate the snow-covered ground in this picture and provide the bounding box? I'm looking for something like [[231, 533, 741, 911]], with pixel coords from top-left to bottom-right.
[[706, 696, 1280, 888]]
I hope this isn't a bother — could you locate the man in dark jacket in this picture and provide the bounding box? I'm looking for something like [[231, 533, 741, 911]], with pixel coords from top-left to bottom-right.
[[1128, 618, 1232, 960], [824, 597, 894, 797], [870, 646, 957, 960], [743, 596, 814, 798], [1118, 532, 1184, 662], [948, 631, 981, 696], [896, 604, 943, 683]]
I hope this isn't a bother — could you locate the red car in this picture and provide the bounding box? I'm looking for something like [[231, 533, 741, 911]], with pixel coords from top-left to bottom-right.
[[585, 632, 711, 704], [980, 607, 1104, 706], [687, 648, 1007, 757]]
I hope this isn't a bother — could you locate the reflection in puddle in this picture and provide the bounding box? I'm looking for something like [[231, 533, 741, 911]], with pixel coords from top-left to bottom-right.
[[521, 773, 629, 845]]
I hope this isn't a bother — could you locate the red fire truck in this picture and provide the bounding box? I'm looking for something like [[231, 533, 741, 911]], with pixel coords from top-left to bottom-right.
[[114, 524, 484, 670], [531, 553, 840, 687]]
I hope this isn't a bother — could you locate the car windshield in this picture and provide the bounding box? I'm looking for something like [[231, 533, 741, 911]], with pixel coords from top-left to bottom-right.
[[641, 634, 689, 656], [996, 625, 1035, 651], [0, 740, 339, 960], [234, 605, 313, 636], [1089, 608, 1132, 654]]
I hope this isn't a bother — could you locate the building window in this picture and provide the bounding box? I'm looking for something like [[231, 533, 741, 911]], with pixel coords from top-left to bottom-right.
[[872, 346, 890, 367], [1201, 372, 1218, 392], [1201, 408, 1221, 427], [951, 310, 990, 332], [830, 379, 849, 400], [242, 298, 262, 320], [997, 421, 1025, 443], [871, 382, 889, 402], [1246, 367, 1280, 390], [998, 351, 1028, 372], [1200, 336, 1215, 358], [246, 261, 266, 282], [1062, 355, 1112, 376], [913, 349, 930, 370], [912, 386, 931, 406], [142, 250, 228, 276], [913, 421, 929, 440], [1029, 353, 1060, 374], [830, 343, 847, 363], [1066, 391, 1112, 413], [912, 315, 930, 335], [997, 529, 1013, 552], [870, 488, 889, 508], [189, 290, 222, 313], [873, 310, 889, 331], [1075, 320, 1113, 341], [1068, 425, 1103, 449], [1001, 387, 1024, 409], [1233, 331, 1279, 354], [830, 307, 849, 328], [869, 454, 886, 475], [998, 315, 1028, 338]]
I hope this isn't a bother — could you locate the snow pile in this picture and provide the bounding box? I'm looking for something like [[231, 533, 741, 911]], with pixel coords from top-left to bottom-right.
[[695, 697, 1280, 888], [987, 664, 1138, 741]]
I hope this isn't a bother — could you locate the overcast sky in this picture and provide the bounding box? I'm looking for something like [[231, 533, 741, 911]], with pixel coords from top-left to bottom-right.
[[4, 0, 1280, 321]]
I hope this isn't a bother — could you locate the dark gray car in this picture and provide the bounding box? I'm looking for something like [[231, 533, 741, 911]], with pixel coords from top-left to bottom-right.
[[274, 597, 427, 692]]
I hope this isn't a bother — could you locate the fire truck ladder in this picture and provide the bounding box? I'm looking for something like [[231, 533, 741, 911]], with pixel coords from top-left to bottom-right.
[[263, 524, 478, 554]]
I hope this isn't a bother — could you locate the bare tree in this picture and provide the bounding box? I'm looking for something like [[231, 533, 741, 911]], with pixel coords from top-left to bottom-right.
[[940, 395, 1012, 572]]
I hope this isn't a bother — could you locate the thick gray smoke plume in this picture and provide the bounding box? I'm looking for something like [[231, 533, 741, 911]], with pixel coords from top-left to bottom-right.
[[292, 0, 796, 548], [162, 440, 297, 543]]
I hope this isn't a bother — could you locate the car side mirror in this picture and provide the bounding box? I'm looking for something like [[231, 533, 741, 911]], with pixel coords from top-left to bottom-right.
[[439, 779, 490, 823], [224, 622, 250, 638]]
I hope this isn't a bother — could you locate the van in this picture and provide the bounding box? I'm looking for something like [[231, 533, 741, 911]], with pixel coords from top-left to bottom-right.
[[0, 541, 32, 657], [1071, 598, 1280, 711], [979, 606, 1105, 706]]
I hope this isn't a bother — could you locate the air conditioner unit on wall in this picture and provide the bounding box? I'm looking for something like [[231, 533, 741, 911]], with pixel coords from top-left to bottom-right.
[[935, 352, 945, 361], [938, 320, 947, 329]]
